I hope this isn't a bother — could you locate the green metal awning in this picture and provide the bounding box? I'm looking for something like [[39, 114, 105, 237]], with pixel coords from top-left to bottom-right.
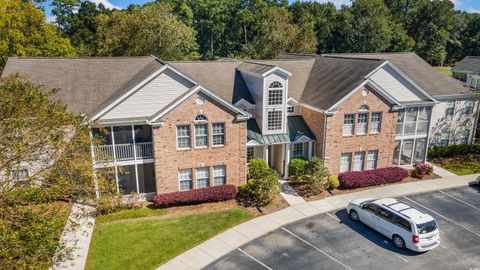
[[247, 116, 315, 145]]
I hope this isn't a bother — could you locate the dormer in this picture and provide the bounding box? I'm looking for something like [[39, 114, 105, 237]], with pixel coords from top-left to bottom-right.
[[237, 62, 292, 135]]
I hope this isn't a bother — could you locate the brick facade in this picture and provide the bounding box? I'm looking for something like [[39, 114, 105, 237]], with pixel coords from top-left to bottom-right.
[[152, 92, 247, 193], [323, 87, 398, 175], [300, 106, 326, 158]]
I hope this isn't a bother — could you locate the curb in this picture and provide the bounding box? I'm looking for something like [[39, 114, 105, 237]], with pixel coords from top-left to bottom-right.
[[156, 174, 479, 270]]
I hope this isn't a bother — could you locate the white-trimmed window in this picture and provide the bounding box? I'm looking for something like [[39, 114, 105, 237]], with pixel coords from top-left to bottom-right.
[[356, 113, 368, 135], [366, 150, 378, 170], [247, 147, 255, 162], [464, 101, 475, 115], [293, 143, 303, 158], [195, 124, 208, 147], [268, 81, 283, 105], [343, 114, 355, 136], [212, 123, 225, 146], [287, 106, 295, 113], [445, 102, 455, 120], [370, 112, 382, 133], [353, 151, 365, 171], [10, 167, 29, 184], [440, 130, 450, 146], [177, 125, 191, 149], [457, 130, 470, 144], [267, 110, 282, 131], [340, 153, 352, 173], [178, 169, 192, 191], [196, 167, 209, 188], [213, 165, 226, 186]]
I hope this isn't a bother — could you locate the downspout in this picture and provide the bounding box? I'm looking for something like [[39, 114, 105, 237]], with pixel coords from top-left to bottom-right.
[[472, 100, 480, 144], [322, 114, 327, 160]]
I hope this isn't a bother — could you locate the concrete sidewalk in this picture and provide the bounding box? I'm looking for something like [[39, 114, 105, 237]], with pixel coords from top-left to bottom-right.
[[279, 179, 306, 206], [52, 203, 96, 270], [157, 174, 479, 270]]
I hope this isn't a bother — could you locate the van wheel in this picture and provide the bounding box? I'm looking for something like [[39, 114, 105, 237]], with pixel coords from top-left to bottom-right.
[[393, 235, 405, 249], [349, 210, 359, 221]]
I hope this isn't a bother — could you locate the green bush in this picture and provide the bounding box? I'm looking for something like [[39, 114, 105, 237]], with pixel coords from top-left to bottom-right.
[[327, 175, 340, 190], [238, 159, 280, 207], [289, 158, 308, 177], [290, 157, 330, 196], [428, 144, 480, 159], [7, 187, 52, 205]]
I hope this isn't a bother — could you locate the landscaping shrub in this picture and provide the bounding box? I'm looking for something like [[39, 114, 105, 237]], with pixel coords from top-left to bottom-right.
[[327, 175, 340, 190], [338, 167, 409, 189], [289, 157, 330, 196], [152, 185, 238, 207], [289, 158, 308, 177], [238, 159, 279, 207], [412, 162, 434, 179], [428, 144, 480, 159]]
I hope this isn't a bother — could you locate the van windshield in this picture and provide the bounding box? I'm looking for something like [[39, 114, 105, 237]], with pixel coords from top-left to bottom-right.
[[416, 220, 437, 234]]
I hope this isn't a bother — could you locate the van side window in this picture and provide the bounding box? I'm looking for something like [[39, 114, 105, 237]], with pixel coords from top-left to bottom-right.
[[363, 203, 380, 214], [393, 215, 412, 232], [377, 207, 395, 222]]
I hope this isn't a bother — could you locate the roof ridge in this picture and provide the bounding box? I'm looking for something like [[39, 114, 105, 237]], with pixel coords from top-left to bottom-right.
[[8, 56, 156, 60], [242, 60, 275, 67], [321, 55, 385, 61]]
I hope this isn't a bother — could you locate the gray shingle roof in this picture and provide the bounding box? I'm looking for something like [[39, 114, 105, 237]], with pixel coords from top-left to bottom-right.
[[323, 52, 471, 97], [300, 56, 384, 111], [452, 56, 480, 74], [168, 61, 254, 104], [1, 56, 163, 115]]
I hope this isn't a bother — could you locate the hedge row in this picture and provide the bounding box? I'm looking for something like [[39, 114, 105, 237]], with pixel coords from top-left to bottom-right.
[[338, 167, 409, 189], [152, 185, 238, 207], [428, 144, 480, 159]]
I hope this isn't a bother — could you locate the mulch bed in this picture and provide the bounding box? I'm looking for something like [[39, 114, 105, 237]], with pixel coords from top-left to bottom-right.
[[291, 171, 441, 202], [430, 155, 480, 165]]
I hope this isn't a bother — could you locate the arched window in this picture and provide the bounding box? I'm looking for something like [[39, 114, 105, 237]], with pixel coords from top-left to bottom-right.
[[359, 104, 370, 111], [269, 81, 283, 89], [268, 81, 283, 105], [194, 114, 208, 121]]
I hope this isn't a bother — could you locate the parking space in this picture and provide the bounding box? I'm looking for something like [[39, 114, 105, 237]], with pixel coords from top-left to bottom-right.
[[205, 185, 480, 270]]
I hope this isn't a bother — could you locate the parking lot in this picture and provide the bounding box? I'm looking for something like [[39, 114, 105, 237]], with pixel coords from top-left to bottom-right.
[[205, 185, 480, 270]]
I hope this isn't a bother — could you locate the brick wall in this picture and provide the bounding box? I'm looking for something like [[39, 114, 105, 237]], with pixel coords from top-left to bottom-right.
[[300, 106, 326, 158], [324, 86, 398, 175], [152, 92, 247, 193]]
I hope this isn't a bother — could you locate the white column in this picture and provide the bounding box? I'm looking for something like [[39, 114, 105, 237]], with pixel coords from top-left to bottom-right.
[[284, 143, 291, 179], [263, 145, 269, 165], [89, 128, 100, 199], [308, 141, 313, 160]]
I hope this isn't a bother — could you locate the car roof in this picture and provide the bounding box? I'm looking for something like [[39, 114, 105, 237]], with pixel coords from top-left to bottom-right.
[[373, 198, 434, 224]]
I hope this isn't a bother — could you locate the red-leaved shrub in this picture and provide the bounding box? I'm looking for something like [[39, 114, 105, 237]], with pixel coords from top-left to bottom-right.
[[152, 184, 238, 207], [411, 162, 433, 179], [338, 167, 409, 189]]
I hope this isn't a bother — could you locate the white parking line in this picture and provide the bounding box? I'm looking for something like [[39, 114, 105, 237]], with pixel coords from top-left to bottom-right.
[[403, 196, 480, 238], [281, 227, 354, 270], [237, 248, 272, 270], [326, 213, 409, 263], [438, 190, 480, 212]]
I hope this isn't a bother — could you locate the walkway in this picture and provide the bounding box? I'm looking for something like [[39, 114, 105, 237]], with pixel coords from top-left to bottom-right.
[[432, 165, 457, 177], [279, 179, 306, 206], [52, 203, 96, 270], [157, 174, 478, 270]]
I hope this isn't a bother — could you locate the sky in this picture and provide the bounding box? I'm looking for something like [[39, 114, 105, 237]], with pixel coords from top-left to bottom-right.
[[40, 0, 480, 22]]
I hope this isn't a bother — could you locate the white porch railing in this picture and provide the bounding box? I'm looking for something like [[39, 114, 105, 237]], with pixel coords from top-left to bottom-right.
[[94, 142, 153, 162]]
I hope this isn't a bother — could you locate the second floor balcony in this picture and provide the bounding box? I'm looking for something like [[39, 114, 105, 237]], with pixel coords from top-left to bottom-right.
[[91, 124, 153, 163]]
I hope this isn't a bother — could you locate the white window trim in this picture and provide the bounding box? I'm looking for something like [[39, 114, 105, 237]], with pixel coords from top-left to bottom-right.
[[213, 165, 226, 186], [353, 151, 365, 171], [340, 152, 352, 173], [366, 150, 378, 170], [212, 123, 225, 147], [194, 123, 209, 149], [178, 168, 193, 191], [267, 110, 283, 131], [356, 113, 369, 135], [370, 112, 382, 134], [343, 114, 355, 136], [176, 125, 191, 150], [195, 167, 210, 188], [292, 143, 304, 158]]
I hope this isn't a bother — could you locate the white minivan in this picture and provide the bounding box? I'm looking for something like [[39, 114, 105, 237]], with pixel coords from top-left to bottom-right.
[[347, 198, 440, 252]]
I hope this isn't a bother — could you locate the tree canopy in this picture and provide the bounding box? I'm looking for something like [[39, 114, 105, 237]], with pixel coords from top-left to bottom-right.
[[0, 0, 479, 69]]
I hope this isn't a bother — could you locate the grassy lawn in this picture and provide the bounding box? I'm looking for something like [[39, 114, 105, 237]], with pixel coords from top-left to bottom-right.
[[86, 208, 252, 270], [433, 66, 452, 76], [437, 161, 480, 175], [96, 207, 167, 223]]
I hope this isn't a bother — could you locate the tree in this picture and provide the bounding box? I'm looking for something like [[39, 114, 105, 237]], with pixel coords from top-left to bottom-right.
[[238, 159, 279, 207], [0, 0, 76, 70], [349, 0, 393, 52], [51, 0, 108, 56], [0, 75, 115, 268], [289, 157, 329, 196], [95, 3, 199, 60]]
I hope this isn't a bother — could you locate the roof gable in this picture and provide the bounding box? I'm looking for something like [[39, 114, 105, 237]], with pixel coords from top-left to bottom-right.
[[452, 56, 480, 74]]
